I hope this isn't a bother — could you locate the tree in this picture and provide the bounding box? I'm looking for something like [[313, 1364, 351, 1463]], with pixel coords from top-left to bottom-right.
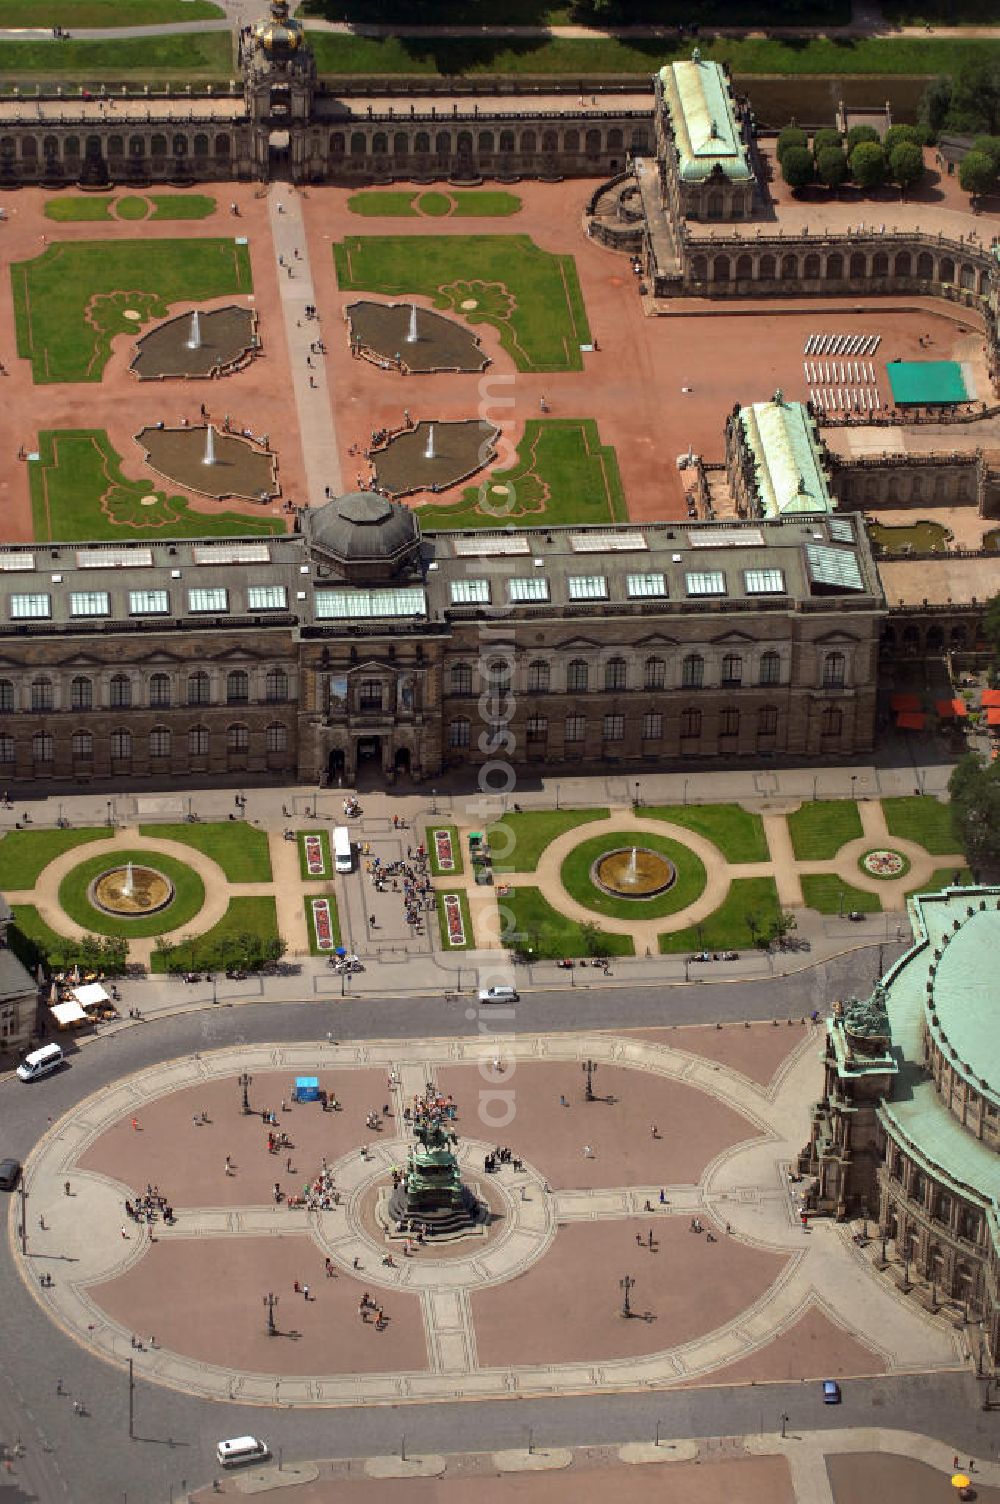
[[919, 75, 952, 137], [948, 58, 1000, 136], [816, 145, 849, 188], [883, 124, 920, 156], [889, 141, 925, 193], [812, 127, 843, 158], [776, 125, 808, 162], [949, 754, 1000, 870], [850, 140, 887, 189], [959, 150, 998, 200], [972, 135, 1000, 174], [846, 124, 879, 153], [769, 910, 798, 947], [781, 145, 815, 188]]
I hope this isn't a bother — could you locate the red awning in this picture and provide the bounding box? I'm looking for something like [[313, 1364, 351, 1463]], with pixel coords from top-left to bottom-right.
[[988, 707, 1000, 727], [890, 692, 922, 712], [896, 710, 927, 730], [982, 689, 1000, 707], [936, 698, 968, 719]]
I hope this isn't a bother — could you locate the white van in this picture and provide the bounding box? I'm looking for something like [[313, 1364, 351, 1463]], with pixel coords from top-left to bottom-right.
[[478, 985, 519, 1004], [216, 1435, 270, 1468], [333, 825, 353, 873], [16, 1043, 63, 1083]]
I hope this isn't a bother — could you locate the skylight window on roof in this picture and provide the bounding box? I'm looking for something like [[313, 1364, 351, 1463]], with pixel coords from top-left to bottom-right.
[[450, 579, 491, 605], [314, 587, 426, 620], [744, 568, 785, 595], [806, 544, 864, 592], [188, 587, 228, 613], [567, 574, 608, 600], [570, 532, 647, 553], [70, 590, 111, 617], [192, 543, 270, 566], [129, 589, 170, 616], [685, 570, 727, 596], [508, 577, 550, 603], [247, 584, 287, 611], [626, 572, 667, 598], [827, 517, 854, 543], [0, 553, 35, 572], [76, 548, 153, 569], [453, 535, 530, 558], [10, 593, 51, 619], [689, 527, 764, 548]]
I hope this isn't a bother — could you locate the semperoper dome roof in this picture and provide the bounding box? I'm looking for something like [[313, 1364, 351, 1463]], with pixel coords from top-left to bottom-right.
[[254, 0, 305, 52], [305, 491, 420, 564]]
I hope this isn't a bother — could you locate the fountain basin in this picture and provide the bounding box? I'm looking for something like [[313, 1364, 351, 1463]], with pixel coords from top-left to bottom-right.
[[372, 419, 498, 499], [591, 847, 676, 899], [345, 300, 488, 374], [88, 865, 175, 916], [130, 305, 258, 380], [135, 424, 278, 502]]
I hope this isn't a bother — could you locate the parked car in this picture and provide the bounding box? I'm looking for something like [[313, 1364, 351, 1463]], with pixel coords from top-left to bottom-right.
[[822, 1379, 842, 1404], [0, 1158, 22, 1191]]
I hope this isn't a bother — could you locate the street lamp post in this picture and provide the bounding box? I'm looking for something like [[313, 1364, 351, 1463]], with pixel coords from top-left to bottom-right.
[[431, 787, 438, 815], [263, 1291, 279, 1336], [238, 1071, 253, 1115], [850, 773, 858, 802], [780, 1412, 789, 1439], [211, 974, 217, 1006], [683, 777, 689, 806], [18, 1179, 27, 1255], [582, 1058, 598, 1101], [106, 798, 113, 826], [619, 1272, 635, 1318], [634, 780, 640, 809]]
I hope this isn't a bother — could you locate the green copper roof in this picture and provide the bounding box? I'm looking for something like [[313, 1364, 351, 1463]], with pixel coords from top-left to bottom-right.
[[738, 394, 835, 517], [659, 52, 752, 184]]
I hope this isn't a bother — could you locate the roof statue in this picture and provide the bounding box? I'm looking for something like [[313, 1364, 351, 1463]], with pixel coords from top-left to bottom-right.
[[841, 983, 892, 1054]]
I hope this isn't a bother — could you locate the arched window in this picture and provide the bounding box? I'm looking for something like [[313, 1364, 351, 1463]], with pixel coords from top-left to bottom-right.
[[350, 132, 366, 156], [644, 656, 666, 690], [172, 133, 187, 157], [31, 677, 53, 712], [605, 657, 627, 691], [149, 726, 171, 758], [804, 253, 820, 279], [567, 659, 588, 692], [527, 660, 550, 693], [265, 667, 288, 702], [631, 127, 648, 150], [499, 130, 515, 153], [821, 704, 843, 736], [393, 132, 408, 156], [71, 730, 93, 759], [681, 654, 703, 689], [542, 129, 558, 152], [188, 724, 209, 757], [917, 251, 933, 279], [0, 680, 13, 712], [330, 132, 344, 156], [266, 723, 288, 752], [680, 708, 701, 739], [32, 732, 54, 763], [526, 715, 547, 742], [520, 130, 536, 153], [449, 717, 470, 748], [873, 251, 889, 276], [585, 128, 601, 155], [64, 136, 80, 157], [720, 707, 739, 737], [129, 135, 146, 158], [849, 252, 866, 279], [435, 131, 451, 154], [826, 252, 843, 279], [415, 131, 430, 153], [720, 653, 742, 685], [713, 255, 730, 282], [188, 670, 210, 705], [0, 735, 13, 763], [822, 651, 846, 688], [111, 728, 132, 760], [691, 254, 708, 281], [607, 128, 623, 150], [781, 253, 798, 279], [372, 131, 387, 154], [109, 673, 131, 708], [449, 663, 472, 695], [485, 658, 511, 690], [895, 251, 911, 276], [70, 676, 92, 710], [215, 133, 230, 158], [149, 672, 171, 708], [759, 253, 775, 280], [736, 253, 753, 279], [43, 135, 58, 159], [226, 669, 249, 705], [227, 723, 249, 753], [759, 651, 781, 685], [564, 129, 579, 152], [194, 133, 209, 156], [478, 131, 494, 153]]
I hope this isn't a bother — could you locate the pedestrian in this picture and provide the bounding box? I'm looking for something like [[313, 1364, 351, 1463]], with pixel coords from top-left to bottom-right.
[[294, 1279, 301, 1293], [583, 1145, 594, 1158], [224, 1155, 233, 1175], [121, 1225, 129, 1239], [559, 1094, 567, 1107], [658, 1188, 666, 1205], [193, 1114, 200, 1128], [38, 1215, 46, 1231], [303, 1284, 310, 1300], [651, 1124, 659, 1139], [131, 1117, 140, 1131], [353, 1256, 361, 1270]]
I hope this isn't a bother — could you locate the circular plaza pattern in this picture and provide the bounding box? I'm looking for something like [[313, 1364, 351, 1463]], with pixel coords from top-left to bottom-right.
[[560, 830, 706, 920], [89, 863, 175, 917], [11, 1029, 961, 1409], [860, 848, 910, 880], [57, 848, 204, 937]]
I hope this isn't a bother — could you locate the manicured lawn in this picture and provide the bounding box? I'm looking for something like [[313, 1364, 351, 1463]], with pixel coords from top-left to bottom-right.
[[57, 847, 205, 938], [499, 885, 634, 960], [643, 804, 769, 864], [416, 418, 626, 529], [10, 904, 72, 965], [450, 190, 521, 217], [882, 796, 958, 855], [44, 196, 113, 222], [905, 865, 972, 903], [137, 822, 272, 883], [868, 521, 949, 555], [29, 430, 282, 541], [0, 0, 223, 22], [560, 831, 706, 921], [436, 888, 474, 950], [116, 195, 150, 220], [0, 31, 232, 82], [304, 892, 342, 955], [150, 194, 217, 221], [418, 191, 453, 217], [347, 190, 419, 217], [0, 827, 108, 889], [347, 189, 522, 219], [787, 800, 863, 860], [800, 874, 882, 915], [12, 237, 251, 384], [151, 895, 279, 972], [485, 808, 609, 873], [298, 829, 332, 881], [334, 234, 590, 372], [426, 825, 464, 878], [658, 877, 782, 954], [309, 32, 999, 78]]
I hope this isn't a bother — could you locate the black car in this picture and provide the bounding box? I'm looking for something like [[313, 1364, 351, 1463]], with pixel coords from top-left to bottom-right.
[[0, 1158, 22, 1191]]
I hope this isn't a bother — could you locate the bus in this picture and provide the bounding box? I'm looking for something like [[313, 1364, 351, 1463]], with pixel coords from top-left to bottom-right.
[[333, 825, 353, 873]]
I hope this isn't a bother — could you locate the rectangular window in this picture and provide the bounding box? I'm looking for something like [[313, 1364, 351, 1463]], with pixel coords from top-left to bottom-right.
[[10, 593, 51, 619], [188, 587, 228, 614], [603, 714, 624, 742], [526, 716, 547, 741], [246, 584, 287, 611], [567, 575, 608, 601], [642, 711, 663, 740], [314, 587, 426, 620], [450, 579, 491, 605], [508, 577, 550, 603], [129, 589, 170, 616], [69, 591, 111, 617], [685, 571, 727, 597], [627, 572, 667, 598], [565, 715, 586, 743]]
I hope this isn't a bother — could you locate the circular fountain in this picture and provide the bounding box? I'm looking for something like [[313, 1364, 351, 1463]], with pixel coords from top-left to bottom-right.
[[89, 861, 175, 917], [591, 845, 676, 899]]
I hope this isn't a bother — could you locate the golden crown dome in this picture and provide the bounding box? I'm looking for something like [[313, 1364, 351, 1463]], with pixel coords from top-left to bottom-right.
[[254, 0, 304, 51]]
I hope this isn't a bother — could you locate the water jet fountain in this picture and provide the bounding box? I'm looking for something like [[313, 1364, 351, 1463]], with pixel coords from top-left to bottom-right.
[[202, 424, 216, 466], [186, 310, 202, 351]]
